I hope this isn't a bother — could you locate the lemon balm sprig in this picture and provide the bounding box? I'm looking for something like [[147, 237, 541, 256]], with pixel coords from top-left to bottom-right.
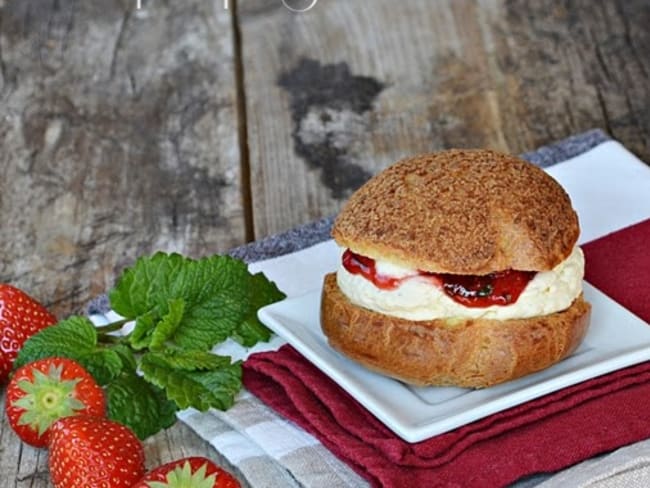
[[15, 252, 284, 439]]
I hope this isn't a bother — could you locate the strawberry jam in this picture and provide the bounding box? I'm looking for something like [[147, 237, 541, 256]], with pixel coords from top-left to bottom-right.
[[432, 270, 536, 307], [341, 249, 536, 308], [342, 249, 406, 290]]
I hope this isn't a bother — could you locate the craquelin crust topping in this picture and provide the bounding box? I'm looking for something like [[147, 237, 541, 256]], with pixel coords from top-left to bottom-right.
[[332, 149, 579, 274]]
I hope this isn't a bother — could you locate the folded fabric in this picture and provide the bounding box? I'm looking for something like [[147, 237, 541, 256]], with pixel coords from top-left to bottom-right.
[[536, 437, 650, 488], [582, 219, 650, 323], [243, 219, 650, 488]]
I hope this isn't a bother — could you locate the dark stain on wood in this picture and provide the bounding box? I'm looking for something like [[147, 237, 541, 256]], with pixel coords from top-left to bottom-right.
[[277, 58, 385, 198], [19, 59, 230, 233]]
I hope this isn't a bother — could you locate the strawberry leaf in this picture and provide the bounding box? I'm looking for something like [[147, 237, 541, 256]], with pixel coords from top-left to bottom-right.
[[106, 372, 178, 440]]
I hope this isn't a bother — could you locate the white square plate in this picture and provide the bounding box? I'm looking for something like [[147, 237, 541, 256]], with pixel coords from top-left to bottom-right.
[[258, 282, 650, 442]]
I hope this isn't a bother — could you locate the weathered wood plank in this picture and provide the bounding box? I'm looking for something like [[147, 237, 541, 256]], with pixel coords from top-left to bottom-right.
[[0, 0, 246, 486], [0, 0, 245, 318], [239, 0, 650, 238]]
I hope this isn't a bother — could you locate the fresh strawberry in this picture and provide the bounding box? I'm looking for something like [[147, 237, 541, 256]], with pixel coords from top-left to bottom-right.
[[48, 415, 145, 488], [5, 357, 105, 447], [0, 284, 57, 382], [132, 456, 241, 488]]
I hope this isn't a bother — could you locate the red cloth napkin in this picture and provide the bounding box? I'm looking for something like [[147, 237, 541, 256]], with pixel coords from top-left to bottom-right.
[[243, 219, 650, 488], [582, 219, 650, 322]]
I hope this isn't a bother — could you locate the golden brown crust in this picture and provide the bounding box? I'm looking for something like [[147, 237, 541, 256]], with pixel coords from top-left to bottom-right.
[[332, 149, 579, 274], [320, 273, 591, 388]]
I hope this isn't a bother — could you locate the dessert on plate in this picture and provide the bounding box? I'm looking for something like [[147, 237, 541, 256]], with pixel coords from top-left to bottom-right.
[[321, 149, 591, 387]]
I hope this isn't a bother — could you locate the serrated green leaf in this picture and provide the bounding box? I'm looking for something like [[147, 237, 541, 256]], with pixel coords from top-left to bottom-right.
[[231, 319, 272, 347], [232, 272, 285, 346], [110, 344, 138, 372], [140, 352, 241, 411], [165, 255, 250, 349], [106, 372, 178, 439], [110, 253, 251, 350], [144, 350, 232, 371], [128, 312, 157, 350], [81, 349, 123, 385], [107, 265, 137, 318], [14, 316, 123, 385], [14, 316, 95, 369], [149, 298, 185, 350], [109, 252, 186, 318]]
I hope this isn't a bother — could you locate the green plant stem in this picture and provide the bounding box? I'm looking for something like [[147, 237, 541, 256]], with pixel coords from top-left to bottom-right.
[[94, 318, 130, 335]]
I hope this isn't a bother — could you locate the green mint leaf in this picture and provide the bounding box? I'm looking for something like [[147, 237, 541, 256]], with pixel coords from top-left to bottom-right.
[[110, 253, 251, 350], [14, 316, 123, 385], [140, 352, 241, 411], [81, 349, 123, 385], [164, 255, 250, 349], [110, 344, 138, 372], [231, 319, 272, 347], [149, 298, 185, 350], [14, 316, 95, 369], [232, 272, 285, 346], [128, 312, 157, 350], [109, 252, 186, 319], [145, 349, 233, 371], [106, 372, 178, 440]]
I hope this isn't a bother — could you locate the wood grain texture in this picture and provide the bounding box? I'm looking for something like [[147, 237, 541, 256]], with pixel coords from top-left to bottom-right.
[[0, 0, 245, 318], [0, 1, 247, 485], [239, 0, 650, 238]]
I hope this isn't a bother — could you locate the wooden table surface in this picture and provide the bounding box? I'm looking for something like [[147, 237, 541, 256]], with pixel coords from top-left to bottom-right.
[[1, 0, 648, 485]]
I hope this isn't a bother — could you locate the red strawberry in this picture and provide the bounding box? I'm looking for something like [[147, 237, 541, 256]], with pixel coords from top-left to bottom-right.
[[132, 456, 241, 488], [0, 284, 57, 382], [48, 415, 145, 488], [5, 357, 105, 447]]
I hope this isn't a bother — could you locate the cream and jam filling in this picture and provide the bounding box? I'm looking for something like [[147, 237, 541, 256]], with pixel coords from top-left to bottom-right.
[[342, 249, 535, 308], [336, 247, 585, 321]]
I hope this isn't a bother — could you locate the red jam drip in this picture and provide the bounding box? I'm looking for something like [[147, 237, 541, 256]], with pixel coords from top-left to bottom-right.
[[342, 249, 405, 289], [341, 249, 536, 308], [432, 270, 536, 307]]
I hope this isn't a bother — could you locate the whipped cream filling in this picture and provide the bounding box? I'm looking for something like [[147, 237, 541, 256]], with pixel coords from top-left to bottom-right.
[[336, 246, 585, 321]]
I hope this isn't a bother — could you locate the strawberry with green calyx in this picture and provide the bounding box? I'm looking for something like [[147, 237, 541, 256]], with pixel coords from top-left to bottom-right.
[[0, 284, 57, 382], [133, 457, 241, 488], [5, 357, 105, 447], [48, 415, 145, 488]]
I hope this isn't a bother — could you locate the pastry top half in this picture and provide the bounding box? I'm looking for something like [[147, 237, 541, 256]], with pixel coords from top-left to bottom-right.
[[332, 149, 579, 275]]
